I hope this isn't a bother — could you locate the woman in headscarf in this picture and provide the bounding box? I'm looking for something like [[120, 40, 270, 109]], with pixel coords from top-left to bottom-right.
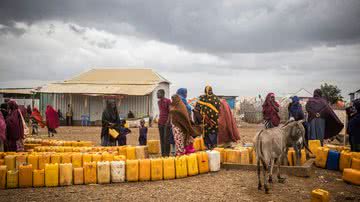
[[218, 99, 240, 145], [5, 100, 24, 151], [101, 100, 120, 146], [262, 93, 280, 129], [0, 111, 6, 152], [45, 105, 60, 137], [288, 96, 304, 121], [348, 99, 360, 151], [195, 85, 220, 149], [176, 88, 192, 116], [31, 107, 45, 134], [305, 89, 343, 145], [170, 94, 198, 155]]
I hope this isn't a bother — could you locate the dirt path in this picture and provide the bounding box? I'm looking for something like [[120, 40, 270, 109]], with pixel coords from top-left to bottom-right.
[[2, 125, 358, 202]]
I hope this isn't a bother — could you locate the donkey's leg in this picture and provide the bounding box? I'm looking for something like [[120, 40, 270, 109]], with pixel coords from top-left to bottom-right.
[[268, 158, 275, 183], [263, 162, 270, 194], [257, 159, 262, 190], [277, 155, 286, 183]]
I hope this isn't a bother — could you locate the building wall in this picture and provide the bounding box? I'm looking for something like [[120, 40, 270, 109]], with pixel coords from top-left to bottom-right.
[[150, 82, 170, 120]]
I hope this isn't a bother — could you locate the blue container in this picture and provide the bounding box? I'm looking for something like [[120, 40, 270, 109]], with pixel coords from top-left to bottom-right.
[[326, 150, 340, 170]]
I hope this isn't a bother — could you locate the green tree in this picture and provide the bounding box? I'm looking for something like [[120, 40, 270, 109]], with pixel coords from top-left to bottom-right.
[[320, 83, 343, 104]]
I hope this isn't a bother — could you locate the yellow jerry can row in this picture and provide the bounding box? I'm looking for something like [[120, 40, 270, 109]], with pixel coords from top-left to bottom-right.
[[59, 163, 73, 186], [196, 152, 209, 174], [51, 154, 61, 164], [311, 188, 329, 202], [27, 155, 39, 170], [342, 168, 360, 186], [113, 155, 126, 161], [240, 149, 250, 165], [73, 167, 84, 185], [16, 155, 27, 170], [38, 154, 50, 170], [102, 153, 114, 162], [45, 163, 59, 187], [19, 164, 33, 188], [351, 158, 360, 170], [33, 169, 45, 187], [175, 156, 188, 179], [92, 154, 102, 163], [126, 147, 136, 160], [213, 148, 225, 163], [0, 166, 6, 189], [82, 153, 92, 164], [5, 155, 16, 171], [339, 151, 352, 171], [7, 170, 18, 189], [225, 149, 241, 164], [147, 140, 160, 154], [309, 140, 321, 158], [187, 153, 199, 176], [151, 158, 163, 181], [126, 160, 139, 182], [163, 157, 175, 180], [84, 162, 97, 184], [139, 159, 151, 181], [97, 161, 111, 184], [61, 153, 72, 164], [118, 146, 127, 157], [135, 146, 148, 159], [315, 147, 329, 168], [71, 153, 83, 168]]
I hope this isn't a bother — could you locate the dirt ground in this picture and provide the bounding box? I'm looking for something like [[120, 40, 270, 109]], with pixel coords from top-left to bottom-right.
[[1, 125, 359, 202]]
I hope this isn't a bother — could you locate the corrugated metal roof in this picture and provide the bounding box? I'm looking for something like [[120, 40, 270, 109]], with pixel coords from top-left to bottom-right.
[[39, 68, 170, 96], [65, 68, 170, 85], [40, 83, 157, 95], [0, 88, 34, 94]]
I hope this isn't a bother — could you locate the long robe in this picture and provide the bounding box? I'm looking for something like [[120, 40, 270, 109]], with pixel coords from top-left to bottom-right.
[[218, 99, 240, 144]]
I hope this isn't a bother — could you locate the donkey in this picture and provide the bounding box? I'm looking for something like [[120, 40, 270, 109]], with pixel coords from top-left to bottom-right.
[[254, 120, 310, 194]]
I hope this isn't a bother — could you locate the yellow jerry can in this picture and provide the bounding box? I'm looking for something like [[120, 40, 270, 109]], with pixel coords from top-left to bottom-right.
[[51, 154, 61, 164], [196, 152, 209, 174], [16, 155, 27, 170], [82, 153, 92, 164], [351, 158, 360, 170], [187, 153, 199, 176], [139, 159, 151, 181], [292, 149, 307, 166], [5, 155, 16, 171], [59, 163, 73, 186], [309, 140, 321, 158], [240, 149, 250, 165], [19, 164, 33, 188], [311, 188, 329, 202], [73, 167, 84, 185], [287, 149, 295, 166], [7, 170, 18, 189], [84, 162, 97, 184], [113, 155, 126, 161], [97, 161, 111, 184], [0, 159, 4, 166], [175, 156, 188, 179], [151, 158, 163, 181], [225, 149, 241, 164], [315, 147, 329, 168], [126, 147, 136, 160], [126, 160, 139, 182], [193, 138, 202, 151], [163, 157, 175, 180], [135, 146, 149, 159], [61, 153, 72, 164], [92, 153, 102, 163], [38, 154, 51, 170], [118, 146, 127, 157], [147, 140, 160, 154], [45, 163, 59, 187], [339, 151, 352, 171], [33, 169, 45, 187], [27, 154, 39, 171], [71, 153, 83, 168], [342, 168, 360, 186], [213, 148, 225, 163], [0, 166, 7, 189], [101, 153, 114, 162]]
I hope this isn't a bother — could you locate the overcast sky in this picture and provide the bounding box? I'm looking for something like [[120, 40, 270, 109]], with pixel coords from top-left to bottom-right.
[[0, 0, 359, 99]]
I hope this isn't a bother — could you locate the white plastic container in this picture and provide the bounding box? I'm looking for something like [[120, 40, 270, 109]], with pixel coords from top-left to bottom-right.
[[97, 161, 110, 184], [207, 150, 221, 172], [111, 161, 125, 183]]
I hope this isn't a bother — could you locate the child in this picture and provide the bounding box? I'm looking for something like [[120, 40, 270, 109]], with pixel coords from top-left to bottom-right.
[[138, 119, 148, 145], [117, 119, 131, 146]]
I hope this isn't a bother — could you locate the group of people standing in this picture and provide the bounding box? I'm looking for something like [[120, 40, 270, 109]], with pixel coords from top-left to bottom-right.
[[157, 86, 240, 157], [0, 100, 60, 152], [262, 89, 352, 149]]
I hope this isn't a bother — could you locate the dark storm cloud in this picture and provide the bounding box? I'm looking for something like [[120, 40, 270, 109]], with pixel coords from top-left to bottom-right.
[[1, 0, 359, 53]]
